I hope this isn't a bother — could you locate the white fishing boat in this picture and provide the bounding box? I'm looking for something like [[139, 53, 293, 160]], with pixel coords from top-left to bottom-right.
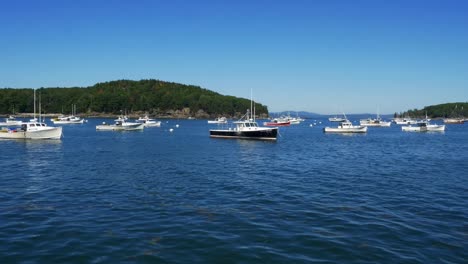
[[136, 115, 161, 127], [402, 122, 445, 132], [96, 116, 144, 131], [360, 113, 391, 127], [51, 115, 85, 124], [324, 119, 367, 133], [426, 123, 445, 131], [51, 104, 85, 124], [328, 116, 347, 122], [0, 116, 23, 126], [0, 122, 63, 139], [0, 90, 62, 139], [208, 117, 227, 124], [401, 125, 422, 132], [443, 118, 464, 124], [393, 118, 418, 125]]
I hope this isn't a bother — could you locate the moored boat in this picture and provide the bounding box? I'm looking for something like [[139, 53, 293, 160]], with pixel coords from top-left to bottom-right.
[[207, 117, 227, 124], [360, 118, 391, 127], [394, 118, 418, 125], [209, 94, 278, 140], [136, 115, 161, 127], [328, 116, 346, 122], [51, 105, 85, 124], [443, 118, 464, 124], [263, 118, 290, 127], [0, 122, 62, 139], [324, 119, 367, 133], [0, 89, 62, 139], [0, 116, 23, 126], [51, 115, 85, 124], [96, 116, 144, 131], [402, 122, 445, 132], [360, 113, 391, 127]]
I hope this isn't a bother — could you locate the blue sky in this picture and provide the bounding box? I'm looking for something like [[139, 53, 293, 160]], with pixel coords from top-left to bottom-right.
[[1, 0, 467, 114]]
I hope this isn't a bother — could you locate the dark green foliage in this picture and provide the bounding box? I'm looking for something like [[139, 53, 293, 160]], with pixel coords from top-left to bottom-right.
[[400, 102, 468, 118], [0, 79, 269, 116]]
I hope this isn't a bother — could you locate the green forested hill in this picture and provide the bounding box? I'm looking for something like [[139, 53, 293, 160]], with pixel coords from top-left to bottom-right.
[[0, 79, 269, 118], [398, 102, 468, 118]]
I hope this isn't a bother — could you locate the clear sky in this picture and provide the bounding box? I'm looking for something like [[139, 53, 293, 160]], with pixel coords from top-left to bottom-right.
[[1, 0, 467, 114]]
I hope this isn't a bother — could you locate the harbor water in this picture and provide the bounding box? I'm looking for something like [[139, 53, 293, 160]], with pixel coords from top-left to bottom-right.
[[1, 118, 467, 263]]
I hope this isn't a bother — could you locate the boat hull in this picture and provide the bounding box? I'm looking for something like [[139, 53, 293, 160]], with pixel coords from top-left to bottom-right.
[[263, 121, 290, 127], [360, 121, 391, 127], [210, 128, 278, 140], [52, 120, 84, 124], [323, 127, 368, 133], [426, 125, 445, 131], [144, 123, 161, 127], [402, 126, 422, 132], [207, 121, 227, 124], [443, 119, 464, 124], [0, 127, 62, 139], [96, 124, 144, 131]]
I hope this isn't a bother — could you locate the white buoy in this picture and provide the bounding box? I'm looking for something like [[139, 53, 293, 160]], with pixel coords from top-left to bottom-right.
[[175, 124, 179, 128], [309, 124, 313, 127], [169, 128, 174, 132]]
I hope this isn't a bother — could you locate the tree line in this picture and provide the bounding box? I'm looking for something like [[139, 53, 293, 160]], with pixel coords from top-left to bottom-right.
[[395, 102, 468, 118], [0, 79, 269, 118]]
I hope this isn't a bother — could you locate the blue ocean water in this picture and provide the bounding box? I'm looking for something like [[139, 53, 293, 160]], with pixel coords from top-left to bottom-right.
[[1, 118, 467, 263]]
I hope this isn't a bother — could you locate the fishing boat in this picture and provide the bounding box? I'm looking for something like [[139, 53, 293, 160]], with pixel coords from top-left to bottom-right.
[[0, 90, 62, 139], [96, 116, 144, 131], [0, 122, 63, 139], [210, 111, 278, 140], [207, 117, 227, 124], [393, 118, 418, 125], [51, 104, 85, 124], [443, 118, 464, 124], [136, 115, 161, 127], [209, 94, 278, 140], [359, 113, 391, 127], [328, 116, 346, 122], [402, 122, 445, 132], [263, 119, 290, 127], [324, 119, 367, 133], [0, 116, 23, 126], [51, 115, 85, 124]]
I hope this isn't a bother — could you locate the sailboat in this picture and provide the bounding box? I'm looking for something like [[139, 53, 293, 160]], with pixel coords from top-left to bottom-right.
[[0, 89, 62, 139]]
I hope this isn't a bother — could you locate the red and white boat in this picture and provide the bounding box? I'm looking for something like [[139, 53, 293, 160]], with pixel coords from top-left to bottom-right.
[[263, 119, 291, 126]]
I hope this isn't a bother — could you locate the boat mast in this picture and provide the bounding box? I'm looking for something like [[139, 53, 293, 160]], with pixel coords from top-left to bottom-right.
[[39, 92, 42, 123], [33, 89, 36, 121]]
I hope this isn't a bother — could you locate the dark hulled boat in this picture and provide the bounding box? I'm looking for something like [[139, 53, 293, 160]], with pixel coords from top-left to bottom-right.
[[210, 110, 278, 141]]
